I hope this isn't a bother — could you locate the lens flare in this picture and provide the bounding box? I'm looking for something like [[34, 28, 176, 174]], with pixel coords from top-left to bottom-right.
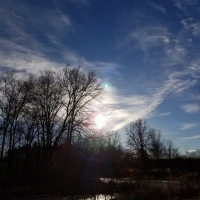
[[102, 82, 111, 91]]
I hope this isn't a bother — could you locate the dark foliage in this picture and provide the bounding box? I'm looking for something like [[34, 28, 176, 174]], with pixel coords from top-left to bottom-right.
[[0, 68, 200, 199]]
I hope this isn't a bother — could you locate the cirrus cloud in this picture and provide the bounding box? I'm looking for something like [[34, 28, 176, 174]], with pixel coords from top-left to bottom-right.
[[181, 104, 200, 114], [180, 123, 198, 130]]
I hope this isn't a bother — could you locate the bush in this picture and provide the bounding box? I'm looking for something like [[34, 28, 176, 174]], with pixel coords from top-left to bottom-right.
[[179, 173, 200, 199]]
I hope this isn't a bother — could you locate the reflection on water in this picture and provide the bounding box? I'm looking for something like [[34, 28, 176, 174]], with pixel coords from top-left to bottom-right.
[[35, 194, 113, 200], [79, 194, 112, 200], [99, 178, 179, 187], [100, 177, 134, 183], [31, 179, 180, 200]]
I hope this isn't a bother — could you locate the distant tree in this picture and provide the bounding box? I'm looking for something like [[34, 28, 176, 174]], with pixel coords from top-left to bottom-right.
[[148, 129, 166, 174], [106, 131, 121, 150], [148, 129, 166, 160], [164, 139, 179, 159], [105, 131, 123, 177], [126, 119, 152, 160], [184, 149, 200, 159]]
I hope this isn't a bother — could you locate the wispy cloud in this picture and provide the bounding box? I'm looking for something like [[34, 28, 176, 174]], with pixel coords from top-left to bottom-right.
[[0, 1, 72, 41], [148, 2, 166, 14], [62, 51, 120, 76], [181, 104, 200, 113], [0, 0, 75, 72], [0, 0, 119, 75], [186, 149, 196, 153], [181, 18, 200, 37], [64, 0, 90, 6], [101, 65, 198, 131], [0, 38, 120, 75], [174, 0, 185, 11], [158, 112, 172, 116], [174, 0, 199, 11], [1, 0, 200, 136], [110, 20, 200, 130], [0, 41, 72, 75], [1, 0, 123, 75], [182, 135, 200, 140], [180, 123, 198, 130], [116, 0, 200, 131], [129, 26, 170, 51]]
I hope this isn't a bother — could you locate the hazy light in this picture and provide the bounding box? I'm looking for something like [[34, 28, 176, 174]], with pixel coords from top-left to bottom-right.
[[95, 113, 106, 129]]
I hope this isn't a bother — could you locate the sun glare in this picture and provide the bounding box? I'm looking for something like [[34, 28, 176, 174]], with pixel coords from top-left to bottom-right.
[[95, 113, 106, 129]]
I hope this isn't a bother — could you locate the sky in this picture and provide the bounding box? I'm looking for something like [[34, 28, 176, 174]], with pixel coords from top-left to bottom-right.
[[0, 0, 200, 152]]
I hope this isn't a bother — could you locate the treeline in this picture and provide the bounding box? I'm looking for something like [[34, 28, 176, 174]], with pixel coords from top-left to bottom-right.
[[125, 119, 179, 175], [0, 67, 200, 198], [0, 67, 125, 195], [125, 119, 200, 178], [0, 67, 103, 176]]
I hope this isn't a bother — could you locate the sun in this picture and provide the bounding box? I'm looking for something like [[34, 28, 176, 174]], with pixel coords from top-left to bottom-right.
[[95, 113, 106, 129]]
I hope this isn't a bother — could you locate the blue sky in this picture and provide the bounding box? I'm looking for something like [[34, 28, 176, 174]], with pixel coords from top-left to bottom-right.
[[0, 0, 200, 152]]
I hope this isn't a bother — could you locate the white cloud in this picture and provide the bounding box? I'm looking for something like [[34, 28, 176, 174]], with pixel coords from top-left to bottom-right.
[[99, 36, 200, 131], [186, 149, 196, 153], [181, 18, 200, 37], [63, 51, 120, 75], [174, 0, 198, 11], [0, 38, 120, 76], [166, 49, 185, 64], [0, 2, 75, 73], [118, 8, 200, 131], [163, 36, 170, 43], [129, 26, 170, 50], [175, 46, 187, 55], [0, 2, 72, 40], [174, 0, 186, 11], [0, 39, 65, 73], [1, 0, 200, 135], [158, 112, 172, 116], [182, 135, 200, 140], [101, 65, 198, 131], [181, 104, 200, 113], [0, 1, 120, 75], [180, 123, 198, 130]]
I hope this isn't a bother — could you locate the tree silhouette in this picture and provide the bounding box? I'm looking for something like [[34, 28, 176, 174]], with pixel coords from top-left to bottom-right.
[[126, 119, 152, 160], [0, 66, 103, 171], [0, 73, 29, 169], [148, 129, 166, 174]]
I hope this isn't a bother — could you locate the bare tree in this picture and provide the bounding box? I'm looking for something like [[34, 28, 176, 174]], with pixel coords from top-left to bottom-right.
[[164, 139, 179, 159], [148, 129, 166, 160], [19, 67, 103, 158], [0, 73, 29, 166], [0, 66, 103, 173], [106, 131, 121, 150], [54, 66, 102, 147], [126, 119, 152, 159], [184, 149, 200, 158], [148, 129, 166, 174], [28, 70, 64, 157]]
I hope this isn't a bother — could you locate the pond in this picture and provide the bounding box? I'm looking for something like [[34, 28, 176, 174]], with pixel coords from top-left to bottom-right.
[[10, 178, 180, 200], [31, 195, 113, 200], [100, 177, 179, 187]]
